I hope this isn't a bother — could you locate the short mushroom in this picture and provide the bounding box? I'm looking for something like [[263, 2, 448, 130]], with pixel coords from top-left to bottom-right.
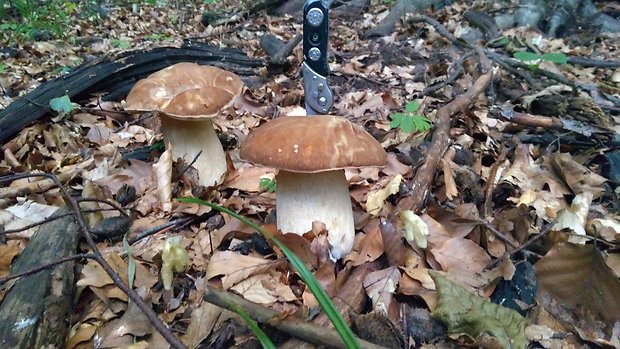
[[240, 115, 387, 259], [124, 62, 243, 186]]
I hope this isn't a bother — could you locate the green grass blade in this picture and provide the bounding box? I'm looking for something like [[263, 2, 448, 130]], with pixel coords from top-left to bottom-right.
[[231, 304, 277, 349], [176, 197, 361, 349]]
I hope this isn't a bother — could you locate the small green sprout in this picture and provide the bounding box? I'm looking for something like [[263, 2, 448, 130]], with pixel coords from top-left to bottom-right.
[[513, 51, 567, 68], [259, 178, 276, 193], [111, 38, 131, 49], [49, 94, 77, 119], [390, 100, 432, 133]]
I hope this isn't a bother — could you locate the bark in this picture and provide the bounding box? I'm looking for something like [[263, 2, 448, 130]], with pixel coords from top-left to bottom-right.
[[0, 207, 80, 349], [395, 71, 494, 215]]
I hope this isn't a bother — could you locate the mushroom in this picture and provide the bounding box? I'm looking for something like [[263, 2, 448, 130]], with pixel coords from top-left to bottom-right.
[[124, 62, 243, 187], [240, 115, 386, 259]]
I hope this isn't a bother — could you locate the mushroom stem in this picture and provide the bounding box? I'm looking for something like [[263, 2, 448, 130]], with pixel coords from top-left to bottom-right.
[[160, 116, 227, 187], [276, 170, 355, 259]]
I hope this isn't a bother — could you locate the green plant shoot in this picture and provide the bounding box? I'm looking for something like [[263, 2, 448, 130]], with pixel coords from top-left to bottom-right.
[[259, 178, 276, 193], [49, 94, 76, 118], [390, 100, 432, 133]]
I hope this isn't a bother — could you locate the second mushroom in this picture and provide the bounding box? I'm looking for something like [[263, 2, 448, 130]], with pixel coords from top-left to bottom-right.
[[124, 62, 243, 187]]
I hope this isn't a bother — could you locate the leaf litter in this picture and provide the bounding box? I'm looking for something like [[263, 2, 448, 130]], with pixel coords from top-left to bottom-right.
[[1, 0, 620, 348]]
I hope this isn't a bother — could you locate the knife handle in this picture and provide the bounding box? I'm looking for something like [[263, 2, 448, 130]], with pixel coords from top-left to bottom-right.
[[303, 0, 329, 77]]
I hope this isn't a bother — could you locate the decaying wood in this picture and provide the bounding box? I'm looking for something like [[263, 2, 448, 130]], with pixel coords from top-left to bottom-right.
[[203, 263, 384, 349], [395, 70, 494, 215], [0, 41, 287, 143], [0, 207, 79, 349], [260, 33, 303, 62]]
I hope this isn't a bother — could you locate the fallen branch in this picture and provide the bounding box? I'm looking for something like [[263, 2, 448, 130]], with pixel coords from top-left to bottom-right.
[[203, 284, 386, 349], [395, 68, 495, 214]]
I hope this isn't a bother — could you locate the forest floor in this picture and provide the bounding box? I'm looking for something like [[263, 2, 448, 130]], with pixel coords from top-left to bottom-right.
[[1, 0, 620, 348]]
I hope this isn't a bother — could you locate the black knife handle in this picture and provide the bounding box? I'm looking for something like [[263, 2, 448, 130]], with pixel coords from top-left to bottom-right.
[[303, 0, 329, 77]]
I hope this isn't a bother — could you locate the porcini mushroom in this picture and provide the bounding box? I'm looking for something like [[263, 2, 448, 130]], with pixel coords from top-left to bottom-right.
[[125, 62, 243, 186], [240, 115, 386, 259]]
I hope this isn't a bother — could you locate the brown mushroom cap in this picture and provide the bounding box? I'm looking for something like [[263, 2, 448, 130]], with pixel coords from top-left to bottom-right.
[[124, 62, 243, 119], [240, 115, 387, 173]]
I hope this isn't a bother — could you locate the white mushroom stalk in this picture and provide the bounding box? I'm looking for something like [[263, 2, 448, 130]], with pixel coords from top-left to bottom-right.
[[276, 170, 354, 260], [160, 116, 226, 187]]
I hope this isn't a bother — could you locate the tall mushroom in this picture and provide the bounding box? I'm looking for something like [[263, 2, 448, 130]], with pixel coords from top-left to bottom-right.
[[124, 62, 243, 187], [240, 115, 386, 259]]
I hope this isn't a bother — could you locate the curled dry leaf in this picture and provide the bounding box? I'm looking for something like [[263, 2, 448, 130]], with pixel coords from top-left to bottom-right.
[[182, 301, 224, 349], [152, 147, 173, 212], [365, 174, 402, 216], [206, 250, 282, 289], [552, 191, 593, 244], [345, 218, 385, 266], [552, 153, 606, 197], [380, 220, 408, 267]]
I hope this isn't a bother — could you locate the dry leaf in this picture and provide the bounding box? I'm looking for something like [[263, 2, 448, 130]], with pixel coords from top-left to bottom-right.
[[152, 147, 173, 212], [535, 242, 620, 330], [183, 301, 223, 349], [206, 250, 281, 289], [364, 266, 401, 319], [365, 174, 402, 215]]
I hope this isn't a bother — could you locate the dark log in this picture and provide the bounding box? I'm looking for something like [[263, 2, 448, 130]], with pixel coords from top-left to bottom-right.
[[0, 40, 287, 144], [0, 207, 80, 349], [260, 33, 303, 62]]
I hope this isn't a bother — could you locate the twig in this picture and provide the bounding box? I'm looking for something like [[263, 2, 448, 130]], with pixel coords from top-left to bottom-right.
[[203, 286, 387, 349], [77, 197, 129, 217], [1, 212, 74, 236], [483, 145, 511, 218], [0, 172, 188, 349], [128, 217, 193, 245], [487, 52, 539, 88], [173, 150, 202, 181], [486, 221, 555, 269], [0, 253, 95, 285], [567, 56, 620, 68], [475, 219, 520, 250], [113, 112, 157, 132]]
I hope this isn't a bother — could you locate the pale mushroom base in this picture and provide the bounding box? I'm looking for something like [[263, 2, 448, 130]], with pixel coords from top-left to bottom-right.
[[276, 170, 355, 259], [160, 116, 227, 187]]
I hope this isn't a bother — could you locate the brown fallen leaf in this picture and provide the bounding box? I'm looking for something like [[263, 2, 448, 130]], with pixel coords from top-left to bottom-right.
[[205, 250, 282, 289], [345, 218, 385, 266], [364, 266, 401, 321], [183, 300, 224, 349], [552, 152, 606, 197], [535, 242, 620, 336]]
